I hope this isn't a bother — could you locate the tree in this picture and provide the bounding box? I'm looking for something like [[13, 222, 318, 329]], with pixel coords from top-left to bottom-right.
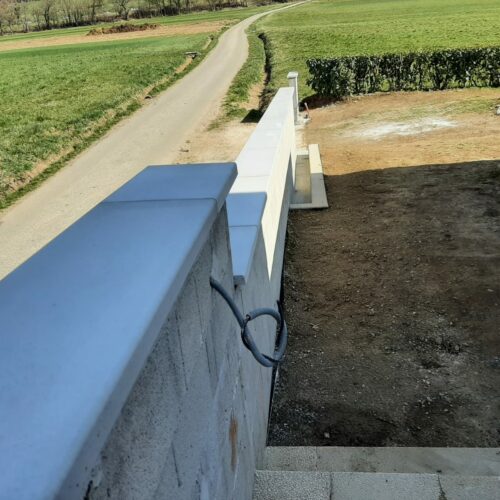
[[169, 0, 180, 15], [0, 0, 10, 34], [113, 0, 129, 19], [87, 0, 102, 23], [40, 0, 57, 29], [18, 1, 29, 32], [206, 0, 219, 11]]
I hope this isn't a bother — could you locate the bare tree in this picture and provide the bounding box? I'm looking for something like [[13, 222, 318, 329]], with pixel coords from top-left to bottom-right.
[[206, 0, 218, 11], [113, 0, 129, 19], [87, 0, 102, 23], [18, 1, 29, 31], [169, 0, 180, 14], [39, 0, 57, 29], [0, 0, 9, 34]]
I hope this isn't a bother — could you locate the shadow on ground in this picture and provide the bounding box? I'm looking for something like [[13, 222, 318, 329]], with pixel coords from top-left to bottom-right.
[[269, 159, 500, 447]]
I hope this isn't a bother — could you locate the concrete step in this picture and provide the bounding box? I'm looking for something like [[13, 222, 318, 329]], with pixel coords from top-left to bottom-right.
[[253, 470, 500, 500], [263, 446, 500, 476]]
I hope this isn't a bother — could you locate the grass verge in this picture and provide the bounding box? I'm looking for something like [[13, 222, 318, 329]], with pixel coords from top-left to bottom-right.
[[216, 25, 266, 124]]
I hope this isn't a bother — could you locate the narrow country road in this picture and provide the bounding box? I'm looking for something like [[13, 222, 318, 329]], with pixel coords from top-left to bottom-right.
[[0, 2, 304, 279]]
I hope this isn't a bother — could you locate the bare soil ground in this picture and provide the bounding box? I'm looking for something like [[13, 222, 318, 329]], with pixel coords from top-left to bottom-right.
[[269, 88, 500, 447], [174, 82, 263, 164], [0, 20, 228, 52], [175, 119, 255, 164]]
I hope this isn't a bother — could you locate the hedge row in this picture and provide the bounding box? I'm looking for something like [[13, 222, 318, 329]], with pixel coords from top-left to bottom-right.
[[306, 47, 500, 99]]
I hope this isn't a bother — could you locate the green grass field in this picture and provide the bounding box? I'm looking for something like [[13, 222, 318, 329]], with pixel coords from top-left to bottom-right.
[[0, 35, 210, 204], [256, 0, 500, 96], [0, 4, 279, 206]]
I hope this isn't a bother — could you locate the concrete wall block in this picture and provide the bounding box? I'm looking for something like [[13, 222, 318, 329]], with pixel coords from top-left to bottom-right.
[[211, 206, 233, 284], [192, 240, 213, 341], [237, 340, 268, 454], [230, 398, 256, 500], [175, 273, 204, 386], [90, 312, 187, 500], [195, 448, 220, 500], [204, 326, 219, 394], [214, 464, 230, 500], [204, 367, 240, 497], [153, 445, 181, 500], [209, 209, 239, 374], [172, 340, 213, 491]]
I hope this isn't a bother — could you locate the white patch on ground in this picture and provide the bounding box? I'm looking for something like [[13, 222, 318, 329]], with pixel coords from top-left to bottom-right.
[[354, 118, 458, 139]]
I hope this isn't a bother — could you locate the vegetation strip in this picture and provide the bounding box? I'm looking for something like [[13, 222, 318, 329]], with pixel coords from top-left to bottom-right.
[[218, 25, 266, 122], [307, 47, 500, 99]]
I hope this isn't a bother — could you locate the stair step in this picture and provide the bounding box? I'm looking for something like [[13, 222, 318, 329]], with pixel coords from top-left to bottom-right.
[[263, 446, 500, 476], [253, 470, 500, 500]]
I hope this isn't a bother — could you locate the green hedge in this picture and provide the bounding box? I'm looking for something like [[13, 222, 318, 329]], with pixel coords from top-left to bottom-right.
[[307, 47, 500, 99]]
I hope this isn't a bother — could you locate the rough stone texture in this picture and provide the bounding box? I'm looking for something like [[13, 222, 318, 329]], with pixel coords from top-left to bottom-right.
[[253, 471, 331, 500], [331, 472, 441, 500], [263, 446, 500, 476], [439, 475, 500, 500], [253, 469, 500, 499]]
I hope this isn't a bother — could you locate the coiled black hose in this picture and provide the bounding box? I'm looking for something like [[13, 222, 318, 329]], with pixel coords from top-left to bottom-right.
[[209, 277, 288, 368]]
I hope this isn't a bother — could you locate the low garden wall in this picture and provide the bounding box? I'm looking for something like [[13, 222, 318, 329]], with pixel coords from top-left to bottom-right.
[[0, 87, 296, 499]]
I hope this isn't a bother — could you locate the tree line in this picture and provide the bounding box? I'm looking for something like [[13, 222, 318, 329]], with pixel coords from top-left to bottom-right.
[[0, 0, 265, 34]]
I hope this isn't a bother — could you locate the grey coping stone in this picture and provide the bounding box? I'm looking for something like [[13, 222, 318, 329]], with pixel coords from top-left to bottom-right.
[[226, 192, 267, 227], [105, 163, 237, 211], [229, 225, 260, 286], [253, 470, 331, 500], [439, 475, 500, 500], [237, 146, 281, 177], [231, 175, 269, 194], [331, 472, 441, 500], [0, 163, 236, 500], [243, 128, 284, 151]]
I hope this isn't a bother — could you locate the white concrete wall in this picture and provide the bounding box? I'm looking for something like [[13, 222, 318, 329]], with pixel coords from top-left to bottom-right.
[[229, 87, 296, 297], [0, 87, 296, 500]]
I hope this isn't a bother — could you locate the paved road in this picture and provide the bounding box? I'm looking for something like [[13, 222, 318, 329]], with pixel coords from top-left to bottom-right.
[[0, 2, 304, 279]]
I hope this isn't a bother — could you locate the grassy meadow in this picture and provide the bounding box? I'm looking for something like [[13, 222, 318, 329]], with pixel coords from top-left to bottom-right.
[[0, 4, 278, 206], [256, 0, 500, 96]]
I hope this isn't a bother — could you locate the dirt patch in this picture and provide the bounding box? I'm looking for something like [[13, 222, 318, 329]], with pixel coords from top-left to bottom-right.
[[352, 117, 458, 139], [269, 89, 500, 447], [87, 22, 158, 35], [175, 119, 256, 164], [305, 88, 500, 175], [0, 20, 229, 52]]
